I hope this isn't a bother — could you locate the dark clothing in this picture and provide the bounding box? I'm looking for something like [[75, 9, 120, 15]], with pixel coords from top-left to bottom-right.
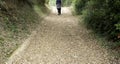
[[56, 0, 61, 4], [57, 8, 61, 15], [56, 0, 61, 15]]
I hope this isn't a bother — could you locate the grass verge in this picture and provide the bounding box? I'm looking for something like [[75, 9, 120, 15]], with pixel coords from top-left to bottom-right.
[[0, 4, 48, 63]]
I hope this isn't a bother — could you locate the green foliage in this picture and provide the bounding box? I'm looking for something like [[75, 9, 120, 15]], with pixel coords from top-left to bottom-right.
[[109, 42, 120, 49], [62, 0, 73, 6], [115, 24, 120, 30], [75, 0, 120, 40], [74, 0, 89, 15], [0, 37, 4, 46]]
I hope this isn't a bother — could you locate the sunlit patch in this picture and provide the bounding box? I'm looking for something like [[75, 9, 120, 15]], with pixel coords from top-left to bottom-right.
[[50, 6, 72, 15], [48, 0, 72, 15]]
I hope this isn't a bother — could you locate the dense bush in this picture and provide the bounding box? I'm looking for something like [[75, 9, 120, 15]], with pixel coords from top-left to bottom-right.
[[75, 0, 120, 41], [74, 0, 89, 14]]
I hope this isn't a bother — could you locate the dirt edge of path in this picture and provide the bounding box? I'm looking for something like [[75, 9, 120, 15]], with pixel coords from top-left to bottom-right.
[[5, 31, 37, 64]]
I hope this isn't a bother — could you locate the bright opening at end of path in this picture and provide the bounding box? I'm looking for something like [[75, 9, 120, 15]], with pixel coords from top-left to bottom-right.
[[48, 0, 72, 14]]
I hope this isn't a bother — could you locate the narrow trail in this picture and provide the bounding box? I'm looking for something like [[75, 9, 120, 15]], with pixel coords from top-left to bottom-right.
[[6, 7, 115, 64]]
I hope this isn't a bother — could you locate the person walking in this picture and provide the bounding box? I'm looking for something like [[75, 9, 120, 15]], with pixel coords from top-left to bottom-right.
[[56, 0, 62, 15]]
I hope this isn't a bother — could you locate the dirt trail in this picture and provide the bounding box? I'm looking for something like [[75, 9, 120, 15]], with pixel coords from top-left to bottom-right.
[[6, 7, 116, 64]]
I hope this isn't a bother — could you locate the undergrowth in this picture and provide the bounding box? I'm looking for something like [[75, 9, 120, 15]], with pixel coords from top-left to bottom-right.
[[74, 0, 120, 60], [0, 1, 47, 63]]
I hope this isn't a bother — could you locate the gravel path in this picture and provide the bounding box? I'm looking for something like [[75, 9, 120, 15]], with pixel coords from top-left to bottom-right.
[[6, 7, 115, 64]]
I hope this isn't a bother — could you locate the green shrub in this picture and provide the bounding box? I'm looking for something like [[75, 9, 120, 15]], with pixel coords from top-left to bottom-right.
[[116, 24, 120, 30], [75, 0, 120, 40], [74, 0, 89, 15]]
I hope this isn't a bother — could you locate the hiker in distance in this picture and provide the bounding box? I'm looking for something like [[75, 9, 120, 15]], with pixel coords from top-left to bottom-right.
[[56, 0, 62, 15]]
